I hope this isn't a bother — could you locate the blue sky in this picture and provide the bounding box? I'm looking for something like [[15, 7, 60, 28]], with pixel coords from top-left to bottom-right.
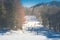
[[21, 0, 60, 7]]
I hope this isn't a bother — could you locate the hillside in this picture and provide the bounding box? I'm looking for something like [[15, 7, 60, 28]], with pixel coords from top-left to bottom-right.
[[25, 1, 60, 32]]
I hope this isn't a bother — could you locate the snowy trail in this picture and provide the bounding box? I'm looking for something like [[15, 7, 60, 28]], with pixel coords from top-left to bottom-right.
[[0, 15, 60, 40]]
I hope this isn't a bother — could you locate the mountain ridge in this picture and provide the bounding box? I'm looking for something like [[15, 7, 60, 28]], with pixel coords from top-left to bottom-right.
[[31, 1, 60, 8]]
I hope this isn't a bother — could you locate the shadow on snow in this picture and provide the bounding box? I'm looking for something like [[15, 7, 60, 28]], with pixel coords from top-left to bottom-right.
[[0, 28, 10, 35], [26, 26, 60, 38]]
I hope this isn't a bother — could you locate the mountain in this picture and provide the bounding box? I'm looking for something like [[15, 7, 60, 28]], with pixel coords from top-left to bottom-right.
[[25, 1, 60, 32], [32, 1, 60, 8], [47, 1, 60, 7]]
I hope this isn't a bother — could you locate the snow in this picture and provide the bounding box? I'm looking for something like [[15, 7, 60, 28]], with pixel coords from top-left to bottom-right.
[[0, 15, 60, 40], [0, 30, 48, 40], [0, 30, 60, 40], [23, 15, 42, 27], [24, 15, 39, 22]]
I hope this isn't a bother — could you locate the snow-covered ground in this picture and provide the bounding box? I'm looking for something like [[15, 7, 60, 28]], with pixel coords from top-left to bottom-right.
[[0, 15, 60, 40], [0, 30, 60, 40], [0, 30, 48, 40]]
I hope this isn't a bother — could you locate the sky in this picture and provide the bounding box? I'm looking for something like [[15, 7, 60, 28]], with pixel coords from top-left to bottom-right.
[[21, 0, 60, 8]]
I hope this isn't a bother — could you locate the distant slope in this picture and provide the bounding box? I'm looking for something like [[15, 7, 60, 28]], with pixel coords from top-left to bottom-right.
[[32, 1, 60, 7], [25, 1, 60, 16]]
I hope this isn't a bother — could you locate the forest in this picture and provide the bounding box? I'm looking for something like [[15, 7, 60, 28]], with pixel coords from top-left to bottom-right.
[[0, 0, 60, 32], [0, 0, 25, 30]]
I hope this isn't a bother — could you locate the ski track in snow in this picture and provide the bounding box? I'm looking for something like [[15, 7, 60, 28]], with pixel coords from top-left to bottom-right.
[[0, 15, 60, 40]]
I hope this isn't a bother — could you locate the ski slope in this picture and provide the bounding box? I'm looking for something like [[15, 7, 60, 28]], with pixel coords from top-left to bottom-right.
[[0, 15, 60, 40]]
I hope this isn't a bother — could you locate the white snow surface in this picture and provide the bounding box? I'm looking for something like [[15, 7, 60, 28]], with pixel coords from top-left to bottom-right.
[[0, 30, 48, 40], [0, 15, 60, 40], [0, 30, 60, 40]]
